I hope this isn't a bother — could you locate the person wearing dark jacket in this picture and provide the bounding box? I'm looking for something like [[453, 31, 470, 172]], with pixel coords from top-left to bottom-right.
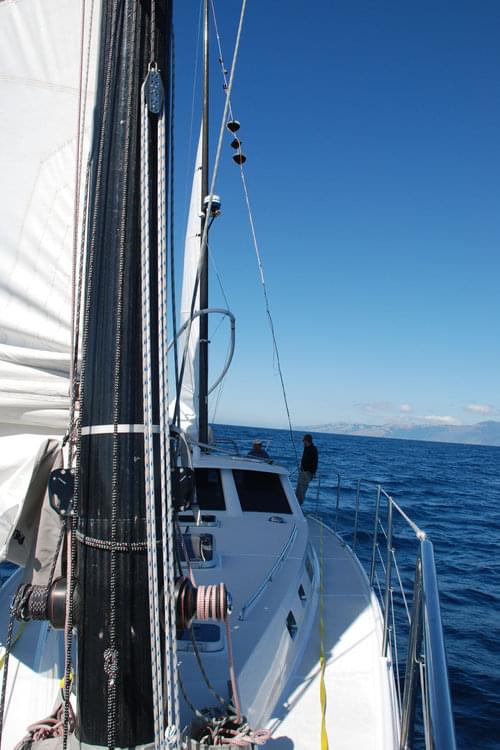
[[295, 434, 318, 504]]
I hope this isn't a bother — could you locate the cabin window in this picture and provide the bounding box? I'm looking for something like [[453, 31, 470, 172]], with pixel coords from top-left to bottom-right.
[[194, 469, 226, 510], [298, 584, 307, 603], [232, 470, 292, 514]]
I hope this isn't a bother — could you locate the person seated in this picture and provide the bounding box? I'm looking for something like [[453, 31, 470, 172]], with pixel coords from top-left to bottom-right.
[[247, 439, 270, 460]]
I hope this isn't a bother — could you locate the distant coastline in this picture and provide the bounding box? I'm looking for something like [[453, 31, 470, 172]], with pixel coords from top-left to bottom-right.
[[299, 420, 500, 448]]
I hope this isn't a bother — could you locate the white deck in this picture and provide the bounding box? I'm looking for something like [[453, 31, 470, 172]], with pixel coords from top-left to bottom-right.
[[265, 516, 400, 750]]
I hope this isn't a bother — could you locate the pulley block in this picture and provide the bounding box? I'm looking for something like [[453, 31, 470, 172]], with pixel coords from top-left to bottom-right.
[[49, 468, 75, 517]]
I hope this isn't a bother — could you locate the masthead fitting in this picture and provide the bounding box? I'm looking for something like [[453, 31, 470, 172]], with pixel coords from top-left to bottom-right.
[[203, 194, 221, 216], [226, 120, 240, 133], [233, 153, 246, 165]]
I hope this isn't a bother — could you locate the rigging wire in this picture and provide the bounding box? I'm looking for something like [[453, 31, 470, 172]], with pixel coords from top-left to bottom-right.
[[174, 0, 247, 431], [169, 31, 180, 405], [210, 0, 300, 467], [64, 1, 99, 747], [70, 0, 93, 392]]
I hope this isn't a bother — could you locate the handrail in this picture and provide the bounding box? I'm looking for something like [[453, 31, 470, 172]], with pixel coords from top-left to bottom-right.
[[169, 307, 236, 395], [318, 469, 456, 750], [420, 540, 457, 750], [238, 524, 298, 621]]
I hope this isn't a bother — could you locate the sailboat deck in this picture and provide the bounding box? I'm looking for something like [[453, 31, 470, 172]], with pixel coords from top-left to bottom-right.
[[265, 515, 399, 750]]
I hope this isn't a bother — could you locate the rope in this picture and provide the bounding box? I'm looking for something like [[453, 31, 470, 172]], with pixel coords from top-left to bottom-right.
[[210, 0, 299, 468], [70, 0, 95, 395], [0, 622, 25, 671], [140, 72, 165, 749], [157, 56, 181, 744], [0, 604, 18, 745], [13, 702, 75, 750], [224, 619, 241, 724], [319, 522, 329, 750]]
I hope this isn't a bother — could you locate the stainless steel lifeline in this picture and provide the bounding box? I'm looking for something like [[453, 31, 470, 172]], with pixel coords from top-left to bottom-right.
[[313, 474, 457, 750]]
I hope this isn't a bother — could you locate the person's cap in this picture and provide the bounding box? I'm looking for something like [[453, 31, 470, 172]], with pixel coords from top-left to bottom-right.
[[303, 434, 312, 441], [253, 439, 263, 445]]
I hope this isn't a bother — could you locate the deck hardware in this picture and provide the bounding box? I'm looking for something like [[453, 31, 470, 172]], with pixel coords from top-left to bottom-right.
[[171, 466, 195, 510], [286, 611, 298, 640], [48, 468, 75, 517]]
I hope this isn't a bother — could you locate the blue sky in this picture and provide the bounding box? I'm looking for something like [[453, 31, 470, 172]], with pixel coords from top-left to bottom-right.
[[171, 1, 500, 429]]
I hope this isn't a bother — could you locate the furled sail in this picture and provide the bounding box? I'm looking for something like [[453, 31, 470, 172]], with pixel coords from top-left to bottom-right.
[[177, 129, 203, 438], [0, 0, 99, 561]]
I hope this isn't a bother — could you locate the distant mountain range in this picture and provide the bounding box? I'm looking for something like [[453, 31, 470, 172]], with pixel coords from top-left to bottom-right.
[[305, 420, 500, 447]]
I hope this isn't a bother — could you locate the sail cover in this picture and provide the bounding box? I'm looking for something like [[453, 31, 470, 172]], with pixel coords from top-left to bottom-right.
[[0, 0, 99, 561], [176, 129, 203, 438]]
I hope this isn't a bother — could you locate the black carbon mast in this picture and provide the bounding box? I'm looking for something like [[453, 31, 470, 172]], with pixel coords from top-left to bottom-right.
[[76, 1, 171, 746]]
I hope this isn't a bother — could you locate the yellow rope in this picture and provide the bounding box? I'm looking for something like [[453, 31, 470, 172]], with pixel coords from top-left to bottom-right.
[[0, 622, 26, 670], [319, 522, 329, 750]]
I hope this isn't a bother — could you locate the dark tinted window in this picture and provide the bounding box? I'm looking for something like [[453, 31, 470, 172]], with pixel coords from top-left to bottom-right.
[[194, 468, 225, 510], [233, 470, 292, 514]]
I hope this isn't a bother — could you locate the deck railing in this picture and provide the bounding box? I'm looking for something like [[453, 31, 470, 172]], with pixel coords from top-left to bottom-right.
[[313, 474, 457, 750]]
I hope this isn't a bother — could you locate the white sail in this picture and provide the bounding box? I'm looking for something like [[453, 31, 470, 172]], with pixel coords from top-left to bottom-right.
[[177, 128, 203, 438], [0, 0, 99, 561]]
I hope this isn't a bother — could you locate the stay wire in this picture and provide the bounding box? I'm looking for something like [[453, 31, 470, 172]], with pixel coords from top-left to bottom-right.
[[70, 0, 95, 396], [173, 0, 248, 428], [211, 1, 299, 467], [169, 30, 180, 405]]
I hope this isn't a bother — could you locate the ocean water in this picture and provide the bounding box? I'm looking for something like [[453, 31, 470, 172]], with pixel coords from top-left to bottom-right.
[[1, 426, 498, 748], [215, 424, 500, 750]]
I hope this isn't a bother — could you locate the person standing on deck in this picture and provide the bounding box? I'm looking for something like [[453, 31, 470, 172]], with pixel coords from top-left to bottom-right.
[[295, 434, 318, 504]]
